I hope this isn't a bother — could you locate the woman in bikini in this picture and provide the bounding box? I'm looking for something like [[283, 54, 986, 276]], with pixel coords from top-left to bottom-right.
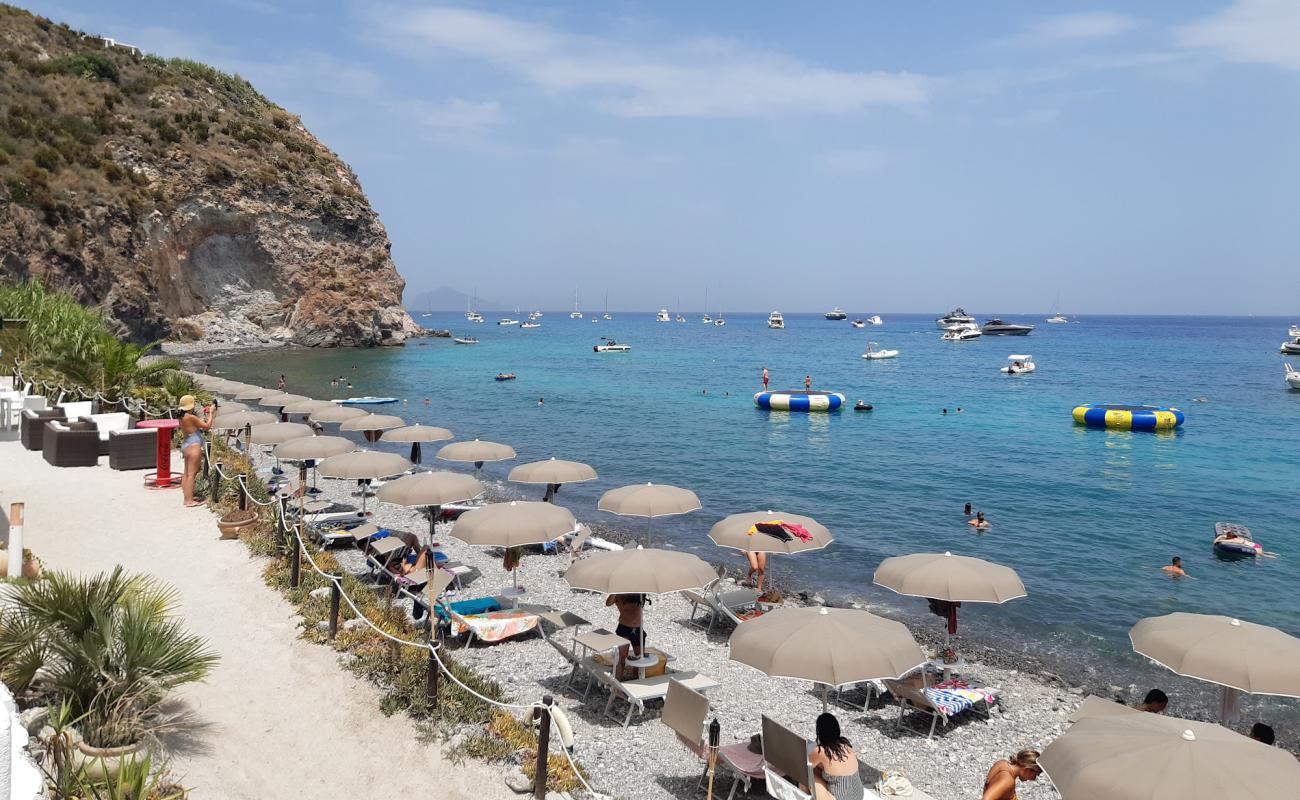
[[177, 395, 214, 508], [981, 749, 1041, 800], [809, 713, 863, 800]]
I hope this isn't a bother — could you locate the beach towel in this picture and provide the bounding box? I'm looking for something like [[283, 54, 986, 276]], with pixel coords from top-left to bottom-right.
[[782, 523, 813, 542], [433, 597, 502, 622], [749, 521, 793, 542], [927, 679, 996, 716], [449, 610, 540, 642]]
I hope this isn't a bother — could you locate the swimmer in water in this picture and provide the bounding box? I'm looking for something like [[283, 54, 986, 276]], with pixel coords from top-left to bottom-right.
[[964, 502, 972, 516], [538, 397, 544, 406], [1161, 556, 1187, 578], [967, 511, 989, 529]]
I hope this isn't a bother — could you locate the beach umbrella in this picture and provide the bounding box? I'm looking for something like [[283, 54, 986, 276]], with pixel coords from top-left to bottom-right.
[[436, 439, 517, 474], [247, 422, 314, 445], [728, 606, 926, 710], [309, 405, 371, 424], [380, 424, 453, 465], [707, 510, 832, 592], [1039, 713, 1300, 800], [315, 450, 414, 514], [376, 471, 483, 535], [507, 457, 598, 502], [340, 413, 406, 443], [598, 482, 701, 546], [257, 392, 308, 409], [452, 500, 577, 597], [273, 435, 357, 461], [1129, 613, 1300, 723], [873, 551, 1026, 655], [234, 386, 273, 401], [211, 400, 249, 414], [280, 399, 336, 416], [565, 546, 717, 664], [210, 410, 277, 430]]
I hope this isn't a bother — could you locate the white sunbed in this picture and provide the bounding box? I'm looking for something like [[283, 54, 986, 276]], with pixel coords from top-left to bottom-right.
[[597, 667, 721, 728], [682, 580, 765, 633]]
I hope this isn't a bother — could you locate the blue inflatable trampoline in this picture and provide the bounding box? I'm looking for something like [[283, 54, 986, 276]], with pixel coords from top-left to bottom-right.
[[754, 390, 846, 412], [1072, 404, 1184, 431]]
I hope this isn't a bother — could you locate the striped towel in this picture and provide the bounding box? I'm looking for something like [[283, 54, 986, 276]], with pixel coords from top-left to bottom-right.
[[924, 687, 975, 717]]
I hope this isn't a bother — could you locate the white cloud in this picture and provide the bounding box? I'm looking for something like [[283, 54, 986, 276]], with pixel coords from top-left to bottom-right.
[[820, 147, 889, 173], [1176, 0, 1300, 71], [1005, 12, 1137, 46], [364, 6, 929, 118], [413, 98, 504, 132]]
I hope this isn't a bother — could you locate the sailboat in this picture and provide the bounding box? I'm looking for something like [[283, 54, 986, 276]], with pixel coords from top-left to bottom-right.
[[701, 288, 711, 323], [570, 290, 583, 319], [603, 290, 612, 320], [465, 288, 483, 323], [714, 309, 726, 327], [1046, 293, 1067, 324]]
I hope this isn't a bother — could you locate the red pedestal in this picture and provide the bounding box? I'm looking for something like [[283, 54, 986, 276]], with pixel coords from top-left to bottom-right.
[[137, 419, 181, 489]]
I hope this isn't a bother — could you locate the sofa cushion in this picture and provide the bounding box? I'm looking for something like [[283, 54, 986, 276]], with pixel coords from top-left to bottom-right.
[[58, 401, 94, 419], [66, 420, 97, 432], [85, 412, 130, 440]]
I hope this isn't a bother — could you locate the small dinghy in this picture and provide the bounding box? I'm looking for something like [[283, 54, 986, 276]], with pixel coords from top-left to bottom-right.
[[453, 336, 479, 345], [334, 396, 399, 405], [853, 401, 874, 412], [594, 339, 631, 353], [495, 373, 517, 381], [1213, 522, 1263, 559]]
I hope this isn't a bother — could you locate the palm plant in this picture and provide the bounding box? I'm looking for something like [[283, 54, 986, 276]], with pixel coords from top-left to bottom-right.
[[0, 567, 218, 748]]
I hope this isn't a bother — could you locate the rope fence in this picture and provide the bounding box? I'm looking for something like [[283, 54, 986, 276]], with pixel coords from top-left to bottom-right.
[[206, 443, 604, 798]]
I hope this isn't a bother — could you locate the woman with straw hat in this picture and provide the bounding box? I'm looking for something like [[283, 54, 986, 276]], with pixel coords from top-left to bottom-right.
[[178, 394, 215, 508]]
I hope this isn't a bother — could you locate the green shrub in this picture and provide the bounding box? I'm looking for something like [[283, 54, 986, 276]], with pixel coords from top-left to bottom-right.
[[38, 52, 119, 82], [32, 146, 60, 170]]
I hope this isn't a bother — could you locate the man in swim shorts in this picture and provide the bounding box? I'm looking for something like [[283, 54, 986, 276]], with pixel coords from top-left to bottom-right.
[[1161, 557, 1186, 577], [607, 593, 647, 680]]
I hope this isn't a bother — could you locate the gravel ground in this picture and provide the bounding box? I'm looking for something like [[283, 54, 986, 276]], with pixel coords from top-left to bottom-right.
[[254, 451, 1296, 800]]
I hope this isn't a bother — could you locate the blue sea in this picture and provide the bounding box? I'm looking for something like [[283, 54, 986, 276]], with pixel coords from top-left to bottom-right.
[[208, 312, 1300, 684]]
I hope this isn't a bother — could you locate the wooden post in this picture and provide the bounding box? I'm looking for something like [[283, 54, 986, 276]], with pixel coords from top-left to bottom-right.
[[289, 521, 302, 588], [211, 462, 222, 504], [238, 475, 248, 512], [426, 644, 440, 711], [533, 695, 553, 800], [329, 582, 340, 640], [6, 503, 23, 579]]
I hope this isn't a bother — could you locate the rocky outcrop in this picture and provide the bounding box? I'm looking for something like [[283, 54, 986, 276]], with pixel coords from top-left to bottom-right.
[[0, 5, 418, 347]]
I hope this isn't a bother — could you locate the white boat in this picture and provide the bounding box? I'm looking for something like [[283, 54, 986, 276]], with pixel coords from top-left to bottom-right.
[[656, 308, 671, 323], [603, 290, 612, 320], [714, 315, 726, 327], [528, 311, 542, 320], [1046, 313, 1068, 324], [1285, 363, 1300, 389], [1281, 337, 1300, 355], [824, 308, 847, 320], [521, 322, 540, 329], [942, 321, 980, 332], [591, 318, 599, 323], [936, 307, 976, 329], [768, 311, 785, 329], [420, 312, 432, 317], [701, 314, 712, 323], [593, 339, 631, 353], [498, 318, 520, 326], [453, 336, 478, 345], [867, 315, 883, 326], [1290, 324, 1300, 337], [850, 320, 865, 328], [467, 312, 484, 323], [862, 342, 899, 360], [1000, 354, 1036, 374], [464, 288, 481, 322], [941, 327, 982, 341], [702, 288, 711, 323], [675, 314, 687, 323], [570, 290, 583, 319]]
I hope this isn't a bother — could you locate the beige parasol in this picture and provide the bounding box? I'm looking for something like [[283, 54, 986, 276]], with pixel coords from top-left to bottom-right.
[[708, 510, 832, 592], [257, 393, 309, 408], [1130, 613, 1300, 722], [234, 386, 273, 401], [873, 551, 1026, 654], [436, 439, 517, 473], [598, 482, 701, 546], [273, 435, 357, 461], [339, 413, 406, 432], [280, 399, 336, 416], [308, 405, 371, 424], [453, 500, 577, 595], [729, 606, 926, 709], [380, 423, 453, 465], [247, 422, 314, 445], [376, 471, 484, 535], [210, 410, 277, 430], [315, 450, 413, 480], [507, 457, 598, 502], [1039, 713, 1300, 800]]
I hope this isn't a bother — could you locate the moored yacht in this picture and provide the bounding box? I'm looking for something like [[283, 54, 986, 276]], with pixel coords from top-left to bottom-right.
[[570, 291, 583, 319], [1046, 312, 1068, 324], [498, 318, 520, 326], [941, 327, 982, 341], [1282, 337, 1300, 355], [936, 307, 976, 329], [768, 311, 785, 329], [824, 308, 847, 320], [981, 319, 1034, 336], [850, 319, 865, 328], [656, 309, 671, 323], [866, 315, 883, 326], [1285, 363, 1300, 390], [466, 311, 484, 323], [1290, 324, 1300, 338], [675, 314, 687, 323], [528, 311, 543, 320]]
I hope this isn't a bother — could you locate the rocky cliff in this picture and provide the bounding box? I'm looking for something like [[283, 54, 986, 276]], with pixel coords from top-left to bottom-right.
[[0, 4, 418, 347]]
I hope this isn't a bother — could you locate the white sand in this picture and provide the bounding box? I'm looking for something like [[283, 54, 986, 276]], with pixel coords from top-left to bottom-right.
[[0, 442, 513, 800]]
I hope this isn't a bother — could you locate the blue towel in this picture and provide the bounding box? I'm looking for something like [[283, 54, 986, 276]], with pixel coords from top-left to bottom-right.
[[434, 597, 502, 622], [432, 551, 448, 564]]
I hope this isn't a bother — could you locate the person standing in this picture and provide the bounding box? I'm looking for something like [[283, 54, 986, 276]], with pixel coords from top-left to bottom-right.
[[805, 375, 812, 391], [277, 374, 286, 390], [177, 395, 214, 508], [606, 593, 647, 680], [761, 367, 769, 390]]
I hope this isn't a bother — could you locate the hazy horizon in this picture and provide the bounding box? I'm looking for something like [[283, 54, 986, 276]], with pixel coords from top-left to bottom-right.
[[30, 1, 1300, 315]]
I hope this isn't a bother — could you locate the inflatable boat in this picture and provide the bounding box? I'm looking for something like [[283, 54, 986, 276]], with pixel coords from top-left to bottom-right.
[[753, 390, 845, 412], [1213, 522, 1262, 559], [334, 396, 399, 405], [1072, 404, 1184, 431]]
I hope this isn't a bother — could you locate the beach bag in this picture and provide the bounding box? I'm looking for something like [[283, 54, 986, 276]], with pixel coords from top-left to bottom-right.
[[877, 772, 913, 797]]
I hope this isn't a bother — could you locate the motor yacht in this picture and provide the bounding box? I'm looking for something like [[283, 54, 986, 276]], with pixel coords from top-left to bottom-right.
[[593, 339, 631, 353], [1290, 324, 1300, 338], [1046, 313, 1068, 324], [1286, 363, 1300, 389], [851, 320, 866, 328], [656, 309, 671, 323], [466, 312, 484, 323], [824, 308, 847, 320], [941, 327, 982, 342], [1001, 354, 1036, 374], [981, 319, 1034, 336], [498, 318, 520, 326], [702, 313, 712, 323], [866, 315, 883, 326], [936, 307, 976, 329], [521, 322, 540, 329], [862, 342, 899, 360], [528, 311, 542, 320], [675, 314, 687, 323], [942, 321, 980, 332], [1281, 337, 1300, 355], [768, 311, 785, 329]]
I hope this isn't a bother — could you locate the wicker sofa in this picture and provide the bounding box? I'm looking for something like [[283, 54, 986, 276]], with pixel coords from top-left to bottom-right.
[[109, 427, 156, 471], [42, 420, 101, 467], [21, 408, 66, 451]]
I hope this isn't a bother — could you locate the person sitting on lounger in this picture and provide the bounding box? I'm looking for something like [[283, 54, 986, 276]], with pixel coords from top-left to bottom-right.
[[981, 749, 1041, 800], [810, 712, 863, 800], [607, 593, 648, 680]]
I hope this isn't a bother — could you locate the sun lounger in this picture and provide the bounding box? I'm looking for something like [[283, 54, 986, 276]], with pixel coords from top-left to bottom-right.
[[598, 668, 720, 728], [535, 609, 590, 663], [883, 676, 996, 739], [440, 601, 542, 646], [683, 580, 765, 633], [663, 679, 765, 800]]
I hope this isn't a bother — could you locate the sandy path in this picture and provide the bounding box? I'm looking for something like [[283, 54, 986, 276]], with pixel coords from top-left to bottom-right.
[[0, 442, 513, 800]]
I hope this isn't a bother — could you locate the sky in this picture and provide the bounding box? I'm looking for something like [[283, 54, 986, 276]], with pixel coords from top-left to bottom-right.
[[25, 0, 1300, 314]]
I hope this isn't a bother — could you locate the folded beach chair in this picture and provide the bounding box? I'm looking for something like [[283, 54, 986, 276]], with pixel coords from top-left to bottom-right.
[[535, 609, 591, 663], [683, 580, 765, 633], [663, 679, 765, 800], [760, 714, 817, 800], [882, 676, 996, 740], [599, 668, 721, 728]]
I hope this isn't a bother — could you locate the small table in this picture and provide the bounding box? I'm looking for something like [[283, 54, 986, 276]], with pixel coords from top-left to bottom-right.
[[927, 657, 968, 683], [626, 653, 659, 680], [137, 419, 181, 489], [499, 585, 526, 607], [568, 630, 631, 695]]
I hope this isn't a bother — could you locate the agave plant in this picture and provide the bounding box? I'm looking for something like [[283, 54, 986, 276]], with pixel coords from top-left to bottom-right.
[[0, 567, 218, 748]]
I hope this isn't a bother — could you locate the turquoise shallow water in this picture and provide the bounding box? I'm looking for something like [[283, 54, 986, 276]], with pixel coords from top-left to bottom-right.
[[209, 312, 1300, 676]]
